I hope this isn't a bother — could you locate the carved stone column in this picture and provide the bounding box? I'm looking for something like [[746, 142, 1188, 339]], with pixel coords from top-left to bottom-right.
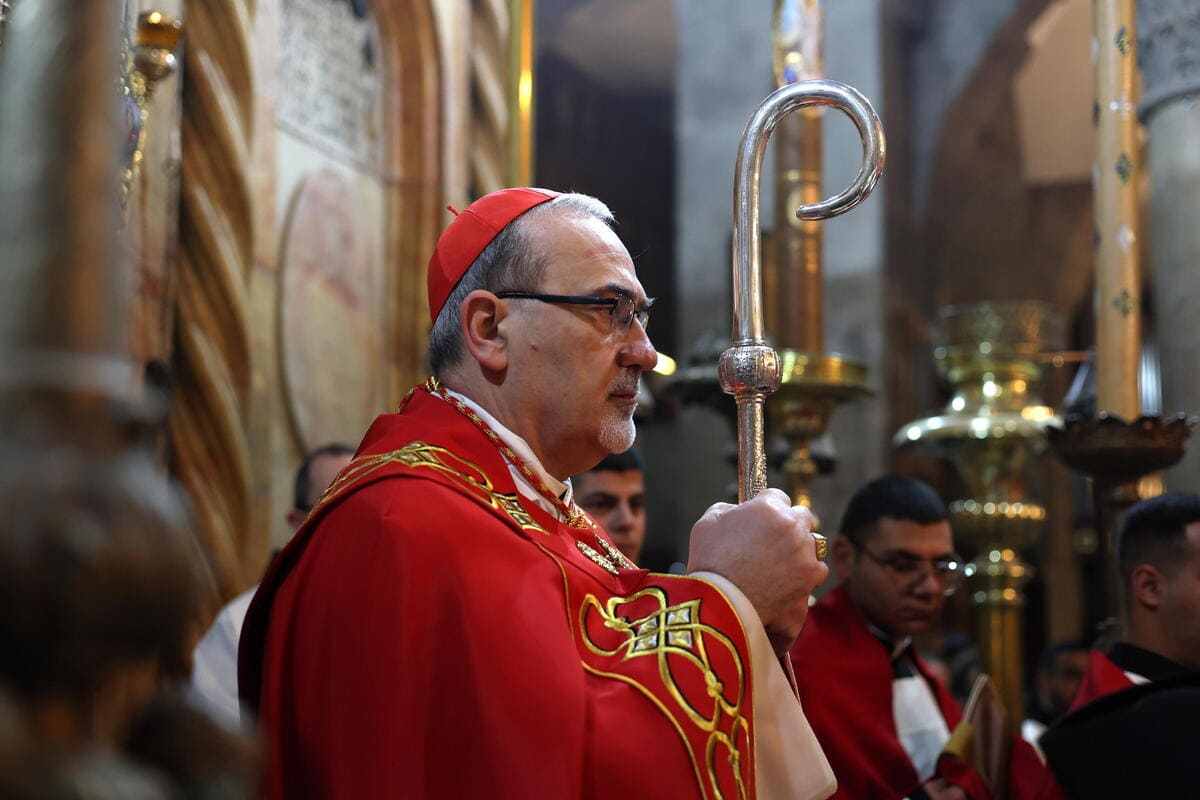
[[470, 0, 511, 194], [173, 0, 257, 604], [1138, 0, 1200, 490], [0, 0, 202, 748]]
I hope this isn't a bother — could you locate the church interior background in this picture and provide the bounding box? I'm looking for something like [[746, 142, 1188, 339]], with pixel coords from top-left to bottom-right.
[[1, 0, 1198, 782]]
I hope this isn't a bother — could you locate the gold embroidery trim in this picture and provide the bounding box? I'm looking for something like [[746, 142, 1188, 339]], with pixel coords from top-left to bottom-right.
[[596, 535, 638, 570], [306, 441, 547, 535], [576, 540, 619, 574], [579, 588, 750, 799]]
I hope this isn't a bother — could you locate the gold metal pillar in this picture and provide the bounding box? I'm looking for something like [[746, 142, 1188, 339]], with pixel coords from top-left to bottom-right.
[[1049, 413, 1191, 623], [771, 0, 824, 351], [896, 302, 1063, 727], [1093, 0, 1142, 420], [508, 0, 535, 186], [766, 0, 871, 515]]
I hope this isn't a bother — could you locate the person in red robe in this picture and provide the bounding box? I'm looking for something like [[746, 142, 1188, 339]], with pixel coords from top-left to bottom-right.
[[1040, 493, 1200, 797], [1066, 492, 1200, 713], [1038, 671, 1200, 798], [240, 188, 837, 799], [789, 477, 1056, 800]]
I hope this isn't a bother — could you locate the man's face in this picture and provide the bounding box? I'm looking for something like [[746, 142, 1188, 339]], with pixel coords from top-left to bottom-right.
[[575, 468, 646, 564], [1041, 649, 1089, 717], [1160, 522, 1200, 669], [306, 452, 353, 509], [841, 517, 957, 639], [287, 452, 354, 531], [500, 213, 657, 478]]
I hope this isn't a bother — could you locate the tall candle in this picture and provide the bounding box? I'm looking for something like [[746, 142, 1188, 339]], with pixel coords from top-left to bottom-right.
[[1093, 0, 1142, 420]]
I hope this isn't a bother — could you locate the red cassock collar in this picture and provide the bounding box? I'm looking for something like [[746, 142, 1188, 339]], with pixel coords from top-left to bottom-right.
[[1067, 648, 1135, 714]]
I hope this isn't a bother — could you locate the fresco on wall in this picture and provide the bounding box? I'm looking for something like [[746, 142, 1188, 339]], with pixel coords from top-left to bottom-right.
[[280, 168, 384, 450], [277, 0, 387, 452]]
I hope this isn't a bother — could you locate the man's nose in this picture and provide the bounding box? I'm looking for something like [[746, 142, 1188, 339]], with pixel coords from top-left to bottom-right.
[[618, 320, 657, 372], [609, 502, 634, 530], [911, 567, 940, 598]]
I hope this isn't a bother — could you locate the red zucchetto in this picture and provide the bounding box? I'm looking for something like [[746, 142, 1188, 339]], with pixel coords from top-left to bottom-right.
[[426, 187, 560, 323]]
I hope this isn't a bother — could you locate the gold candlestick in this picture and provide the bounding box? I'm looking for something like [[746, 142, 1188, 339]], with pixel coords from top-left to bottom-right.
[[897, 302, 1063, 727]]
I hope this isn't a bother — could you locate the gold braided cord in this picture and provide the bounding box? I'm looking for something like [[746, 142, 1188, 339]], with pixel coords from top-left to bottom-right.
[[170, 0, 256, 606], [470, 0, 510, 194]]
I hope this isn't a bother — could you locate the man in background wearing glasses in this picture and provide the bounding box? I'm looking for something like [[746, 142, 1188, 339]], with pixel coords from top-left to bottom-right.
[[789, 476, 1054, 800]]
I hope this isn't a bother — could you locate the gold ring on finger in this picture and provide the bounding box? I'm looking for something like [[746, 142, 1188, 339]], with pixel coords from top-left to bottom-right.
[[813, 532, 827, 560]]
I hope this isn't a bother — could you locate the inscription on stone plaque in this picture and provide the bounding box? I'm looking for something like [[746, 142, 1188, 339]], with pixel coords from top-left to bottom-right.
[[280, 0, 383, 169]]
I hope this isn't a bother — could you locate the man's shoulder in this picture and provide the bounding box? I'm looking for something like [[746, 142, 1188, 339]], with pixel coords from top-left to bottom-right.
[[791, 586, 882, 686], [798, 585, 856, 639], [323, 472, 505, 537], [304, 429, 519, 526]]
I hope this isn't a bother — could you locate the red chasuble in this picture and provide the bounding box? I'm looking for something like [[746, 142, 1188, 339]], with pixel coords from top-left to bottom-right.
[[1066, 649, 1134, 714], [789, 586, 1056, 800], [240, 386, 817, 799]]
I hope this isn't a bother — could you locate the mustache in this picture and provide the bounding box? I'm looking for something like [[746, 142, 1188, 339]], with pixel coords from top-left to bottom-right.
[[611, 371, 641, 395]]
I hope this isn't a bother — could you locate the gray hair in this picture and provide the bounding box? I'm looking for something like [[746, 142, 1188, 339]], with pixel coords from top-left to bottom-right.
[[427, 192, 614, 376]]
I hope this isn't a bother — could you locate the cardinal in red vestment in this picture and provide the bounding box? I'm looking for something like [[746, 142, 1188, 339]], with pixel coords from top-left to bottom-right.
[[240, 188, 836, 799]]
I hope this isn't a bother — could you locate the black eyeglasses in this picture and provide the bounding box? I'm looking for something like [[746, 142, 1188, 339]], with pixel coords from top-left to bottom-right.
[[853, 542, 965, 596], [496, 291, 654, 332]]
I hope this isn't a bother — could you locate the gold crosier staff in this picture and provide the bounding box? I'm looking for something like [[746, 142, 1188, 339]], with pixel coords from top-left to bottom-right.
[[718, 80, 885, 557]]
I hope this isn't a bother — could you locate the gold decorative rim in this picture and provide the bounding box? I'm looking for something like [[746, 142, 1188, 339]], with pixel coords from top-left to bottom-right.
[[777, 349, 869, 386]]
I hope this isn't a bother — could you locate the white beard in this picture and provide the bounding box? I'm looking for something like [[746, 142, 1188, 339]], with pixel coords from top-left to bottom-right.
[[597, 404, 637, 453]]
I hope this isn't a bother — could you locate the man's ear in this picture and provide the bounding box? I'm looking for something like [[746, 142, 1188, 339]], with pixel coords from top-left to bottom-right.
[[830, 536, 856, 582], [1130, 563, 1166, 611], [460, 290, 509, 372]]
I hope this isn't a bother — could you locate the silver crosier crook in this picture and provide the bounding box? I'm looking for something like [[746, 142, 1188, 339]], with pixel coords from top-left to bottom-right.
[[718, 79, 886, 503]]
